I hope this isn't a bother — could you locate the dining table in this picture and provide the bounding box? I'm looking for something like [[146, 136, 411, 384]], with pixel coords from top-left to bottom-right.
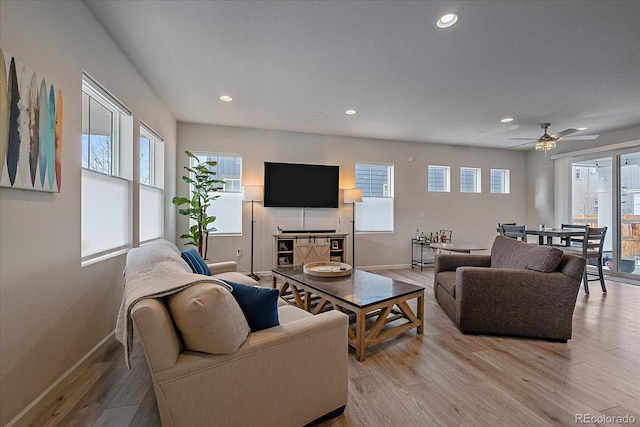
[[524, 227, 586, 246]]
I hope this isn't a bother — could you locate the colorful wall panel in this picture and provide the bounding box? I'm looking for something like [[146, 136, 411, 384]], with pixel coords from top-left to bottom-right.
[[0, 49, 62, 192]]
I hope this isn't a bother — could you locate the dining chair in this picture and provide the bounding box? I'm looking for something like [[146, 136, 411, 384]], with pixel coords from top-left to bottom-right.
[[560, 223, 589, 246], [501, 224, 527, 241], [562, 226, 608, 294], [497, 223, 516, 236]]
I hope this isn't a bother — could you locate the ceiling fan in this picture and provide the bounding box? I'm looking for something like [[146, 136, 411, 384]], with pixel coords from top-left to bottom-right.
[[510, 123, 599, 152]]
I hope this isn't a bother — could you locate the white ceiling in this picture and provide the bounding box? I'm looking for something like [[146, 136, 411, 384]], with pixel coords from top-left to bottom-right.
[[84, 0, 640, 150]]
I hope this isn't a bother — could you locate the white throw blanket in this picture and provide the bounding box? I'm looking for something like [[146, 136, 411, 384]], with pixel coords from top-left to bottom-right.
[[115, 240, 231, 368]]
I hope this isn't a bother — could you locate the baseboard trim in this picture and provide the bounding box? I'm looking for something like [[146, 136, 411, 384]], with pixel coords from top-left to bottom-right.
[[6, 331, 115, 427]]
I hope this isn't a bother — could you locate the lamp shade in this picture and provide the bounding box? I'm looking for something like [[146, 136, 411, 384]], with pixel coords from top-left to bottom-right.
[[344, 188, 363, 204], [242, 185, 264, 202]]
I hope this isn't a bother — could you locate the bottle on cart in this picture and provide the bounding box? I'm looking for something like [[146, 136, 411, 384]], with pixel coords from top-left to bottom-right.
[[416, 229, 420, 241]]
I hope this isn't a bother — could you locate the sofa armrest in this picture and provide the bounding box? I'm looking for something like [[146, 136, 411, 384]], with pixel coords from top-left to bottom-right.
[[434, 254, 491, 274], [152, 310, 349, 426], [455, 267, 581, 338], [207, 261, 237, 274]]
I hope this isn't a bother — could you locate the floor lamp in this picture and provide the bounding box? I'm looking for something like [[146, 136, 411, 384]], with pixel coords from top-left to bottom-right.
[[344, 188, 362, 267], [242, 185, 263, 281]]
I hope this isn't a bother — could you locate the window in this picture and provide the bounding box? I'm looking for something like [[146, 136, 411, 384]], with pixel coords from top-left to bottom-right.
[[81, 75, 133, 264], [355, 162, 394, 232], [428, 165, 450, 192], [193, 153, 242, 234], [460, 167, 481, 193], [139, 125, 164, 243], [490, 169, 510, 194]]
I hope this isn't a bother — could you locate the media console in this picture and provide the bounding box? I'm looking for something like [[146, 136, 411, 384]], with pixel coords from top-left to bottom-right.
[[273, 232, 348, 268]]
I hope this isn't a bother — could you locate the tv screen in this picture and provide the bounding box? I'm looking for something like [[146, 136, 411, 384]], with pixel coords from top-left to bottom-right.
[[264, 162, 339, 208]]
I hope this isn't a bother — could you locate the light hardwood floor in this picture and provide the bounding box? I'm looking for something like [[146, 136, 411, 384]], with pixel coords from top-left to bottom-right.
[[30, 268, 639, 427]]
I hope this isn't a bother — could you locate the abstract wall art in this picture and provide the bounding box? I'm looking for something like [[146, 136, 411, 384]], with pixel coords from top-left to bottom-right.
[[0, 48, 62, 192]]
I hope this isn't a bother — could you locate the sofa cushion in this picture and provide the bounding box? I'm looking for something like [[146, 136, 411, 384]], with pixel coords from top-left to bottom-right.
[[181, 248, 211, 275], [525, 245, 564, 272], [224, 280, 280, 332], [167, 282, 250, 354], [490, 236, 563, 273]]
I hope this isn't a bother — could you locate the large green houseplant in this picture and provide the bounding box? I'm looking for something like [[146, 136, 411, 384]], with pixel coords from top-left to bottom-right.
[[172, 151, 225, 259]]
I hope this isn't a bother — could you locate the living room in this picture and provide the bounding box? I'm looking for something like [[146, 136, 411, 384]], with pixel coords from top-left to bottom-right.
[[1, 1, 639, 426]]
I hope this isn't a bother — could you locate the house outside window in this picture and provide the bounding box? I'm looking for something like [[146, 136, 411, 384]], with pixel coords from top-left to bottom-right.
[[355, 162, 394, 232], [428, 165, 450, 192], [193, 153, 242, 235], [490, 169, 510, 194], [81, 75, 133, 264], [139, 125, 164, 243]]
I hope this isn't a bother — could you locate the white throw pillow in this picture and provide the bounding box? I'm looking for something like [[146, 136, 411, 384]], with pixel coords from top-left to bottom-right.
[[167, 282, 250, 354]]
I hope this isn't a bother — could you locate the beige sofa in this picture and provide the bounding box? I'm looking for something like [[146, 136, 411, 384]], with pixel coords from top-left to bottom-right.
[[128, 245, 349, 427], [434, 236, 586, 342]]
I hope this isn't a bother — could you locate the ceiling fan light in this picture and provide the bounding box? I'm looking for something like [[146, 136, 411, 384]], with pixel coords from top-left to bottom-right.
[[535, 140, 556, 151]]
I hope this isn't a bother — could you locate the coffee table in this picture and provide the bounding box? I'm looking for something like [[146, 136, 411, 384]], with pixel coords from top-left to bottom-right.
[[272, 267, 424, 361]]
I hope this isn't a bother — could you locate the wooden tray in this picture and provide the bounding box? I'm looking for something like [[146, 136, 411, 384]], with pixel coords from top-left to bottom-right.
[[303, 261, 353, 277]]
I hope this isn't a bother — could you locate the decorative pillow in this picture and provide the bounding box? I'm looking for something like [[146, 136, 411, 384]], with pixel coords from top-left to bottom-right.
[[167, 283, 250, 354], [525, 245, 564, 273], [181, 247, 211, 275], [223, 280, 280, 332]]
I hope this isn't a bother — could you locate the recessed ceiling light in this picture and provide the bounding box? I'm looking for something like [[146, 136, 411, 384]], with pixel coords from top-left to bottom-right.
[[500, 117, 514, 123], [436, 13, 459, 29], [345, 109, 357, 115], [577, 127, 588, 131], [220, 95, 233, 102]]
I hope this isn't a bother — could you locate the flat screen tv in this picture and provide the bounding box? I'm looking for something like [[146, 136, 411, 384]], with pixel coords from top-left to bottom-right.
[[264, 162, 339, 208]]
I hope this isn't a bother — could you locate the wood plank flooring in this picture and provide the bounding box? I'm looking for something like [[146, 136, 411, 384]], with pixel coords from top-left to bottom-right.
[[30, 268, 639, 427]]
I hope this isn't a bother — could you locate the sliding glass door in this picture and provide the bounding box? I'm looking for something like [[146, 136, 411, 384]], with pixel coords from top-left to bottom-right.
[[571, 150, 640, 276]]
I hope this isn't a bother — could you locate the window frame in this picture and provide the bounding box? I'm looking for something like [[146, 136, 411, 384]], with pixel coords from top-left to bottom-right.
[[81, 74, 132, 265], [428, 165, 451, 192], [190, 152, 243, 236], [354, 162, 394, 233], [490, 168, 510, 194], [460, 167, 482, 193]]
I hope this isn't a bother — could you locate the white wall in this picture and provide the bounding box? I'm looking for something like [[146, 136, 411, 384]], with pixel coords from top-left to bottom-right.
[[0, 1, 177, 424], [177, 123, 528, 271]]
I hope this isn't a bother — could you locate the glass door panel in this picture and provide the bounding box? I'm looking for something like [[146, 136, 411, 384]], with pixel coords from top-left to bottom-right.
[[571, 156, 613, 270], [620, 152, 640, 274]]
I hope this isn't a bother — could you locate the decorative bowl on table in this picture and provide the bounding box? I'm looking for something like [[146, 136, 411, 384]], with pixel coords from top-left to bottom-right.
[[303, 261, 353, 277]]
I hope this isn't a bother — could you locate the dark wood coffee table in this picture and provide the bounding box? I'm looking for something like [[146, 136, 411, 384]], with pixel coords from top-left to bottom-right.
[[272, 267, 424, 361]]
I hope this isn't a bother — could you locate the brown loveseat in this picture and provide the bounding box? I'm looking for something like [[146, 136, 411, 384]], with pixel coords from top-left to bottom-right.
[[434, 236, 586, 341]]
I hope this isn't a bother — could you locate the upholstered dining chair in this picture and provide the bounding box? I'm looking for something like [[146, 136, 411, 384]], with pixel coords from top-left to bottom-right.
[[562, 226, 608, 295]]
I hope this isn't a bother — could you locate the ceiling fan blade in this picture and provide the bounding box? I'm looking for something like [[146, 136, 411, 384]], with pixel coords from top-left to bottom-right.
[[509, 141, 536, 149], [559, 134, 599, 141], [551, 128, 578, 138], [509, 137, 537, 141]]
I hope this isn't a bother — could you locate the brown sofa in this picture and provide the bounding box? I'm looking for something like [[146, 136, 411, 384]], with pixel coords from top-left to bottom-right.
[[434, 236, 586, 342]]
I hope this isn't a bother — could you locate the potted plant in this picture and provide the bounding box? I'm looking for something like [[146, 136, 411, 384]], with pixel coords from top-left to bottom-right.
[[172, 150, 225, 259]]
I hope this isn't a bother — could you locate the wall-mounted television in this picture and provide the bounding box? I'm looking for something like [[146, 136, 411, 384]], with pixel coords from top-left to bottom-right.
[[264, 162, 339, 208]]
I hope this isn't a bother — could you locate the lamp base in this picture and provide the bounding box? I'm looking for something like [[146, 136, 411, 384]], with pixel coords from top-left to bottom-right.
[[247, 272, 261, 282]]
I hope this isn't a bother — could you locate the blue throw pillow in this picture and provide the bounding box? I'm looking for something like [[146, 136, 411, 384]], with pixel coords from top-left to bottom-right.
[[223, 280, 279, 332], [181, 248, 211, 276]]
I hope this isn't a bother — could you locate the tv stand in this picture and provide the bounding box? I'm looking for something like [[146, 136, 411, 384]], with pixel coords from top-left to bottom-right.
[[273, 232, 348, 268]]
